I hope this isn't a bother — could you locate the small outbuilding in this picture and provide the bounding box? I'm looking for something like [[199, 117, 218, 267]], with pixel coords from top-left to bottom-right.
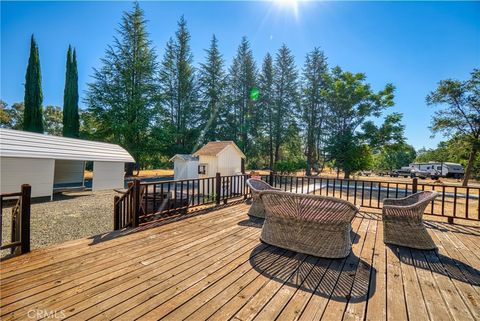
[[0, 128, 134, 198], [193, 141, 246, 178], [169, 154, 199, 180]]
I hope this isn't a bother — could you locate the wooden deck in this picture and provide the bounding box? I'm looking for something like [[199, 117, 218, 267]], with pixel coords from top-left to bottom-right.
[[1, 203, 479, 321]]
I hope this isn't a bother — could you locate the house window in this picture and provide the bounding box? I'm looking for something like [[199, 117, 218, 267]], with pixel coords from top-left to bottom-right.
[[198, 164, 207, 175]]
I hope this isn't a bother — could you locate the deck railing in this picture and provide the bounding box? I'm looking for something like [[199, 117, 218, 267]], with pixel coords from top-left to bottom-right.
[[114, 173, 250, 230], [261, 173, 480, 222], [114, 172, 480, 230], [0, 184, 32, 255]]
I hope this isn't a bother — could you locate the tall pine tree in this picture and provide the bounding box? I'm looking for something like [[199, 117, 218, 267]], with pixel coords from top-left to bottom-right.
[[226, 37, 257, 155], [159, 16, 197, 153], [23, 35, 44, 133], [301, 48, 328, 175], [258, 53, 275, 169], [63, 46, 80, 137], [86, 2, 157, 174], [197, 35, 226, 145], [272, 44, 299, 164]]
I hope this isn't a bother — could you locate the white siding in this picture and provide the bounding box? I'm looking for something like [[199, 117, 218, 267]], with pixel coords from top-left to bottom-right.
[[198, 155, 217, 178], [217, 145, 242, 176], [173, 159, 199, 180], [53, 160, 85, 185], [0, 157, 54, 197], [92, 161, 124, 191], [186, 160, 199, 179]]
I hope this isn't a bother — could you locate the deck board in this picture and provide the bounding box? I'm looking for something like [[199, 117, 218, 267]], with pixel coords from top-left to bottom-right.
[[1, 203, 479, 321]]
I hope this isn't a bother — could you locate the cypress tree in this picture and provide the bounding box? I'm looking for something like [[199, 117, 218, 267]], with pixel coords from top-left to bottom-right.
[[23, 35, 44, 133], [63, 46, 80, 137]]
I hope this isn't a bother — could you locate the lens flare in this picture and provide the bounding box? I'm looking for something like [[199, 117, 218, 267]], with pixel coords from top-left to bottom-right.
[[250, 88, 260, 101]]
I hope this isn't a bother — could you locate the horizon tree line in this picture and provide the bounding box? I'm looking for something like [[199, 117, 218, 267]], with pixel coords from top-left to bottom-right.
[[1, 3, 477, 184]]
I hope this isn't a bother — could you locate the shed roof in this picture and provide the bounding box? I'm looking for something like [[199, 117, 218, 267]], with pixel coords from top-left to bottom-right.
[[169, 154, 199, 162], [193, 141, 246, 159], [0, 128, 135, 162]]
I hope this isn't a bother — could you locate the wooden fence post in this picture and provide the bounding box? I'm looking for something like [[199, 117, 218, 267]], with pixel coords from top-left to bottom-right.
[[412, 178, 418, 194], [215, 173, 221, 206], [113, 196, 120, 230], [20, 184, 31, 254], [133, 179, 141, 227]]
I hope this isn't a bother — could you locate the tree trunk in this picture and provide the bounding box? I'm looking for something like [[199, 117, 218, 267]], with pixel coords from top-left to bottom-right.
[[462, 141, 479, 187], [274, 143, 281, 166], [125, 163, 135, 177], [344, 170, 350, 180]]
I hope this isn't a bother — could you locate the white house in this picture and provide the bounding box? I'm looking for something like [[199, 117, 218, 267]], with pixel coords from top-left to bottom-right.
[[0, 128, 134, 198], [169, 154, 199, 180], [193, 141, 246, 178]]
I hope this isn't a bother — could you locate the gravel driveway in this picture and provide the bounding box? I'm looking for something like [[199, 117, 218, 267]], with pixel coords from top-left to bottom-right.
[[1, 190, 116, 257]]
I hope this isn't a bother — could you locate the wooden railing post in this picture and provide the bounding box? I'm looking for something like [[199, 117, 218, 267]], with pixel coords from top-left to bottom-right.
[[20, 184, 31, 254], [412, 178, 418, 194], [133, 179, 141, 227], [215, 173, 221, 206], [113, 196, 120, 230]]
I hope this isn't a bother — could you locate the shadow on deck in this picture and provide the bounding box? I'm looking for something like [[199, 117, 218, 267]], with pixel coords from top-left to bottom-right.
[[0, 203, 479, 321]]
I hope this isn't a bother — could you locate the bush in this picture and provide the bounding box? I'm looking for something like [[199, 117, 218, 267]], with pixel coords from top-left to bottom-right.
[[274, 159, 307, 175]]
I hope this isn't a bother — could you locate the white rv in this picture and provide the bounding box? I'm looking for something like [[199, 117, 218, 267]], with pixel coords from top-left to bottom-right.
[[410, 162, 465, 179]]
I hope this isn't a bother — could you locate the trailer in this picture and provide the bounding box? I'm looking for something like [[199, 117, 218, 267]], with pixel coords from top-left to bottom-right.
[[410, 162, 464, 179]]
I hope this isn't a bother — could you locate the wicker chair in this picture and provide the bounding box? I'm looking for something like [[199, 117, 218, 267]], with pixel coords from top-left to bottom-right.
[[246, 178, 279, 218], [382, 191, 438, 250], [259, 190, 360, 258]]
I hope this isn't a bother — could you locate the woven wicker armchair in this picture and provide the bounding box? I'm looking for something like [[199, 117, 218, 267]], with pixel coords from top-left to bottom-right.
[[246, 178, 279, 218], [382, 191, 438, 250], [259, 190, 360, 258]]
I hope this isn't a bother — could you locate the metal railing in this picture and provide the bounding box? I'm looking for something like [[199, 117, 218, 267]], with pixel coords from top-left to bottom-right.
[[261, 173, 480, 222], [0, 184, 32, 255]]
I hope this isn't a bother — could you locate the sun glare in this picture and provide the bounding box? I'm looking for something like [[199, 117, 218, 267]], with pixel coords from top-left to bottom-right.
[[274, 0, 299, 19]]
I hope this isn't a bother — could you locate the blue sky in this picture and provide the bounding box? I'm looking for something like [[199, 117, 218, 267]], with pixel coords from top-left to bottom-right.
[[1, 1, 479, 150]]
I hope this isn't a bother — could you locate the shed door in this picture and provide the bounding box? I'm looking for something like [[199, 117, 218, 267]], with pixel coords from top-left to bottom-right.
[[93, 161, 124, 191]]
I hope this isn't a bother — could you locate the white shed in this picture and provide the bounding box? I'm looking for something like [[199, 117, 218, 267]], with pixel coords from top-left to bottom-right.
[[0, 128, 134, 198], [193, 141, 246, 178], [169, 154, 199, 180]]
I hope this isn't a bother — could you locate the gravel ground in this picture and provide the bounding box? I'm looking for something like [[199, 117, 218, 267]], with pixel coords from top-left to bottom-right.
[[2, 190, 116, 257]]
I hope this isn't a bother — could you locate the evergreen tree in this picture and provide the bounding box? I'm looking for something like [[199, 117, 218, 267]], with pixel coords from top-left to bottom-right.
[[301, 48, 328, 175], [226, 37, 257, 155], [258, 53, 275, 169], [159, 16, 197, 153], [86, 2, 157, 175], [63, 46, 80, 137], [23, 35, 44, 133], [197, 35, 226, 145], [272, 44, 299, 164]]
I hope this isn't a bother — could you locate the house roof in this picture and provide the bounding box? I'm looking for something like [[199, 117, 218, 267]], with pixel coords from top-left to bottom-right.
[[193, 141, 246, 159], [169, 154, 199, 162], [0, 128, 135, 162]]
